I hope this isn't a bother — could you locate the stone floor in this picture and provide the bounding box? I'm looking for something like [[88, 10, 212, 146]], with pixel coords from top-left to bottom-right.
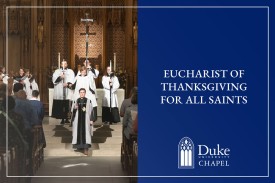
[[31, 116, 129, 183]]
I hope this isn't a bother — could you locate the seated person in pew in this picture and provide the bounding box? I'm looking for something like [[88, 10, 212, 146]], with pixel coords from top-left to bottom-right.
[[123, 92, 138, 140], [133, 115, 138, 134], [13, 89, 39, 175], [120, 86, 138, 117], [0, 83, 29, 176], [29, 90, 46, 148]]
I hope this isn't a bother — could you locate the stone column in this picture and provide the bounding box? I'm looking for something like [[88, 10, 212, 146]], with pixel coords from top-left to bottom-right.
[[102, 0, 108, 72], [68, 0, 74, 69], [124, 0, 134, 97], [30, 0, 52, 104]]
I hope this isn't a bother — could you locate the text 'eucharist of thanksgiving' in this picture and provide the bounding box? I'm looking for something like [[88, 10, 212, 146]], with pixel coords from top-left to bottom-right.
[[160, 69, 248, 105]]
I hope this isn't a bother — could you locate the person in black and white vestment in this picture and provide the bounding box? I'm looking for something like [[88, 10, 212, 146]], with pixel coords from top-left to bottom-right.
[[71, 66, 97, 122], [52, 60, 75, 124], [71, 88, 93, 155], [102, 66, 120, 124]]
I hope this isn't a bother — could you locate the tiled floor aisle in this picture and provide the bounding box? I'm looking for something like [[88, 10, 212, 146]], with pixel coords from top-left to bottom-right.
[[31, 117, 128, 183]]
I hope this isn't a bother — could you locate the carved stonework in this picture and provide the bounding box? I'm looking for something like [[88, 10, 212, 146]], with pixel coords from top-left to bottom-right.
[[72, 0, 125, 26], [89, 0, 103, 25], [38, 0, 44, 21], [0, 2, 3, 34], [52, 0, 69, 25], [133, 21, 138, 45], [22, 9, 31, 51], [37, 0, 44, 47], [107, 0, 125, 26], [74, 23, 103, 58], [9, 8, 19, 34], [51, 0, 70, 66], [107, 26, 125, 73], [51, 24, 69, 66], [72, 0, 103, 25]]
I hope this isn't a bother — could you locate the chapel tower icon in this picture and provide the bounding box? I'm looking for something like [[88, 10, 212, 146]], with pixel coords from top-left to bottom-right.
[[178, 137, 194, 169]]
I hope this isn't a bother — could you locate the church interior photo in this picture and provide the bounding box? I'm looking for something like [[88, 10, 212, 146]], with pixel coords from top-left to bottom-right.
[[0, 0, 138, 182]]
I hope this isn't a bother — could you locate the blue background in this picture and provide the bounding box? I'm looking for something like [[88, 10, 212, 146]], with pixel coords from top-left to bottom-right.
[[138, 0, 274, 182]]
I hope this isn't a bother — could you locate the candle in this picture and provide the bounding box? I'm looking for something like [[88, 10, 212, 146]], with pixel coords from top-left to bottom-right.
[[58, 52, 60, 69], [62, 59, 65, 70], [114, 53, 116, 72], [110, 60, 112, 71]]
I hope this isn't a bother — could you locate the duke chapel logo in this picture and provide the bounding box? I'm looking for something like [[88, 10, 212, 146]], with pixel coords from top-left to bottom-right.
[[178, 137, 230, 169], [178, 137, 195, 169]]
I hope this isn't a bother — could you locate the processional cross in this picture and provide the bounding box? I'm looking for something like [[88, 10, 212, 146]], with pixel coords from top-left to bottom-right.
[[80, 13, 96, 67]]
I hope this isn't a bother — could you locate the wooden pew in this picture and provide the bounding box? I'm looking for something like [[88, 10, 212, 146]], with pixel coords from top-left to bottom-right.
[[128, 133, 137, 183], [132, 141, 138, 183], [0, 149, 8, 183], [120, 132, 138, 182], [0, 147, 21, 183], [120, 135, 127, 171], [32, 126, 45, 174]]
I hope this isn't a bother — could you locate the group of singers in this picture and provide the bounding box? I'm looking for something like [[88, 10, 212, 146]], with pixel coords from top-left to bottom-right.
[[0, 60, 120, 155], [0, 66, 39, 99]]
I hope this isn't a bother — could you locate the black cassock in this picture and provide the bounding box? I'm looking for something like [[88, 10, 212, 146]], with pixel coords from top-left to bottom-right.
[[72, 98, 93, 149]]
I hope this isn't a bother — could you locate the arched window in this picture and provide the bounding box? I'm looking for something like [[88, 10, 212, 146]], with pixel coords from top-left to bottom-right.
[[178, 137, 194, 169]]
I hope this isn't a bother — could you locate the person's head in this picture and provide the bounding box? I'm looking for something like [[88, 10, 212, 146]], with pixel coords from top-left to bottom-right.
[[19, 68, 24, 76], [130, 86, 138, 98], [83, 60, 91, 67], [131, 92, 138, 105], [24, 69, 30, 76], [80, 66, 87, 76], [13, 83, 24, 93], [106, 66, 111, 75], [15, 90, 27, 99], [2, 96, 15, 111], [0, 66, 5, 73], [79, 88, 86, 98], [32, 90, 39, 98], [61, 60, 68, 69]]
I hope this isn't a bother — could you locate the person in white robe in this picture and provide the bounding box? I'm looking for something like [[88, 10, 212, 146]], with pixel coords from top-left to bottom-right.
[[13, 68, 29, 96], [13, 68, 27, 84], [123, 92, 138, 140], [23, 69, 39, 100], [0, 66, 8, 84], [71, 66, 97, 122], [71, 88, 93, 155], [102, 66, 120, 124], [52, 60, 75, 124], [83, 60, 99, 98], [75, 61, 99, 102]]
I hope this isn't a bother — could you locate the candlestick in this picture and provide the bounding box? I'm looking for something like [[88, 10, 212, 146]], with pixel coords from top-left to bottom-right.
[[110, 60, 112, 71], [62, 59, 65, 70], [58, 52, 60, 69], [114, 53, 116, 72]]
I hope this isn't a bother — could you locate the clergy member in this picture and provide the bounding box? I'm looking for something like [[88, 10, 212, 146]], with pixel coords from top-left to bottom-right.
[[71, 88, 93, 156], [71, 66, 97, 122], [102, 66, 120, 124], [52, 60, 75, 124]]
